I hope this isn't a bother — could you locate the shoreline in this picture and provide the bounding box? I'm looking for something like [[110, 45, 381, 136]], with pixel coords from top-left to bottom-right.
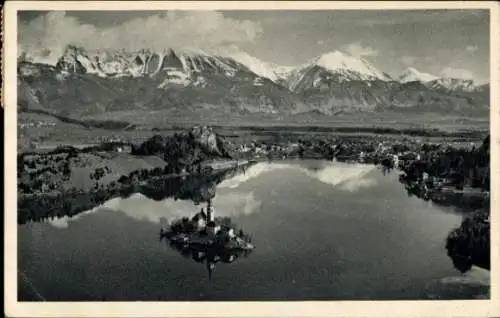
[[17, 129, 491, 273], [18, 131, 490, 222]]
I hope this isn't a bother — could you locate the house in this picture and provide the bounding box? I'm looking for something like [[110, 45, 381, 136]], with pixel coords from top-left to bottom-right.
[[393, 154, 400, 168], [192, 212, 207, 230], [358, 151, 367, 163], [116, 145, 132, 153]]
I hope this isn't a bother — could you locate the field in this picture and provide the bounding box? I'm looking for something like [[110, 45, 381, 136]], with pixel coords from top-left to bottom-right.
[[18, 110, 489, 153], [78, 109, 490, 130]]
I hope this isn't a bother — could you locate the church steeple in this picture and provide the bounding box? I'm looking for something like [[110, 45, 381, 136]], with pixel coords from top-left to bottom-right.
[[206, 259, 215, 280], [207, 199, 215, 222]]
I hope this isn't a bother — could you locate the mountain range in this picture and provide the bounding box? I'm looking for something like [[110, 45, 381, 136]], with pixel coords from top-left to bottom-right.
[[17, 45, 490, 124]]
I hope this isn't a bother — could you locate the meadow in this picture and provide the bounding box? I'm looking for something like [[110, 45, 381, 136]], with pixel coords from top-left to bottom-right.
[[18, 110, 489, 153]]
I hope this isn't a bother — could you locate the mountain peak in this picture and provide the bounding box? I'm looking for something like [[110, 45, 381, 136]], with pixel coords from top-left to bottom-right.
[[429, 77, 477, 92], [216, 50, 297, 82], [314, 50, 350, 67], [399, 67, 438, 83], [309, 50, 391, 81]]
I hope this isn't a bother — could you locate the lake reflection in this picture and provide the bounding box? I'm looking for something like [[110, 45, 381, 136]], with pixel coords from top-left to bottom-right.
[[18, 161, 489, 301]]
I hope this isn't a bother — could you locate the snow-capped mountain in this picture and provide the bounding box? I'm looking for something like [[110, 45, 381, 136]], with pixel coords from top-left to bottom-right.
[[397, 67, 479, 92], [425, 78, 478, 92], [269, 51, 488, 115], [54, 46, 253, 83], [49, 45, 294, 86], [398, 67, 438, 83], [285, 51, 392, 91], [17, 45, 489, 119], [314, 51, 391, 81], [18, 45, 312, 118], [220, 51, 281, 83], [207, 50, 295, 84], [270, 64, 295, 80]]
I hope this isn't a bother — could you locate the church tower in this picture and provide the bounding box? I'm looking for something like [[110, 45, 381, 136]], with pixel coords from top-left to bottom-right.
[[207, 199, 215, 222]]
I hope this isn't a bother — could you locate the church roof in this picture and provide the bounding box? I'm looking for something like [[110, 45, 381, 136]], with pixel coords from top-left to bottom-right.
[[193, 212, 205, 221]]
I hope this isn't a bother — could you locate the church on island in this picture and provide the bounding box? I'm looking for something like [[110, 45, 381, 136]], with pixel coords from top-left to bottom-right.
[[161, 198, 255, 280], [190, 200, 236, 241]]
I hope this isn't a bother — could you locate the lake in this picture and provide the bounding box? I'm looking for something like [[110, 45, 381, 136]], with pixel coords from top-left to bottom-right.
[[18, 160, 490, 301]]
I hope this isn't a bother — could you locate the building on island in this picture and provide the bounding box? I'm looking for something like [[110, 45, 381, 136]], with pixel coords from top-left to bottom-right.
[[207, 200, 215, 222], [192, 212, 207, 230], [207, 260, 216, 280], [207, 221, 221, 238]]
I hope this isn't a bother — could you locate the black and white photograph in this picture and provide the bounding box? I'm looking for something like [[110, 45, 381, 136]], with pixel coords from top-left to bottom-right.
[[3, 1, 499, 317]]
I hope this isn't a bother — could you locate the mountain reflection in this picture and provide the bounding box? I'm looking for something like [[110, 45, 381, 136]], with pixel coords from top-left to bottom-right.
[[219, 161, 378, 191], [18, 162, 255, 225], [21, 159, 488, 276], [21, 161, 380, 226]]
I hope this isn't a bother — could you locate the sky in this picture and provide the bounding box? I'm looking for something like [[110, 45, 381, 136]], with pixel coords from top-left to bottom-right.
[[18, 10, 490, 83]]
